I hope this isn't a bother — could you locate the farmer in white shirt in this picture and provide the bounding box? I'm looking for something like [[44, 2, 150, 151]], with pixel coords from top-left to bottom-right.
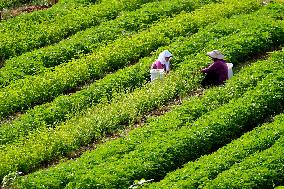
[[151, 50, 173, 73], [150, 50, 173, 81]]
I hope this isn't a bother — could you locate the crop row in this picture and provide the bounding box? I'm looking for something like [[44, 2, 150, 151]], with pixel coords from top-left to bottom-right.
[[145, 94, 284, 188], [0, 0, 213, 87], [0, 0, 44, 10], [9, 38, 284, 188], [0, 0, 97, 10], [0, 0, 95, 30], [0, 0, 262, 119], [0, 0, 91, 34], [0, 0, 87, 12], [0, 0, 160, 60], [203, 135, 284, 188], [0, 3, 283, 183], [0, 4, 276, 146]]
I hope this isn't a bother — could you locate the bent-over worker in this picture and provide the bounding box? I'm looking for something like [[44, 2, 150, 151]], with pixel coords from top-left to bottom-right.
[[201, 50, 228, 87], [150, 50, 173, 81], [151, 50, 173, 74]]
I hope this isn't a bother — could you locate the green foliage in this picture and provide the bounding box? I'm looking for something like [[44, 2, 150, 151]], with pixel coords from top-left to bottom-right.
[[0, 3, 275, 147], [3, 3, 284, 187], [0, 0, 262, 119], [0, 0, 213, 87], [145, 79, 284, 188], [11, 49, 284, 189], [0, 0, 283, 188], [0, 0, 160, 60], [203, 136, 284, 188], [0, 0, 52, 10], [57, 50, 284, 189]]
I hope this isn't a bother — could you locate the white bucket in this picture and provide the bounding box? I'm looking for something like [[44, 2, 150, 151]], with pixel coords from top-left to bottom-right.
[[226, 63, 233, 79], [150, 69, 165, 81]]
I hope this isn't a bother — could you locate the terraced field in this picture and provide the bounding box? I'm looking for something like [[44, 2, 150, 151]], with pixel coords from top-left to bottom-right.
[[0, 0, 284, 188]]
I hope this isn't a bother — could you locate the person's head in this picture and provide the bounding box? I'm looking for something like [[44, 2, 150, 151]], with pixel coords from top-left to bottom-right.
[[207, 50, 224, 60], [158, 50, 173, 64], [165, 56, 172, 62]]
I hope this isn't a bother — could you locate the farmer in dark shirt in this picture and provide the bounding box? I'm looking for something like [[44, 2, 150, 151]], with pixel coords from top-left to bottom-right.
[[201, 50, 228, 87]]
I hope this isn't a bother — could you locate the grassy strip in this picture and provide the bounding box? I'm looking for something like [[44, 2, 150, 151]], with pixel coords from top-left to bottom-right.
[[0, 0, 87, 20], [0, 0, 211, 87], [0, 0, 87, 30], [0, 0, 48, 10], [11, 50, 284, 189], [0, 0, 66, 11], [0, 0, 160, 60], [0, 6, 275, 146], [0, 5, 283, 184], [0, 0, 261, 118], [203, 135, 284, 188], [0, 0, 95, 10], [57, 52, 284, 189], [145, 98, 284, 188], [11, 49, 284, 188]]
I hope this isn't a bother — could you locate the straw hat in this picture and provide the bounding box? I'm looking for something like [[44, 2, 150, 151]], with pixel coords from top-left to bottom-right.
[[207, 50, 224, 59]]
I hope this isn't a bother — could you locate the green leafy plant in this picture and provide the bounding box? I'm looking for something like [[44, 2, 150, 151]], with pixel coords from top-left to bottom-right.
[[0, 0, 161, 60], [1, 4, 275, 146], [2, 3, 284, 187], [11, 49, 284, 188], [0, 0, 213, 87], [0, 0, 262, 119], [145, 94, 284, 188], [203, 135, 284, 188]]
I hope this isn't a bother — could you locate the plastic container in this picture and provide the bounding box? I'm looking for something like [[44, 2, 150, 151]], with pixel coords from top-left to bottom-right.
[[150, 69, 165, 81], [226, 63, 233, 79]]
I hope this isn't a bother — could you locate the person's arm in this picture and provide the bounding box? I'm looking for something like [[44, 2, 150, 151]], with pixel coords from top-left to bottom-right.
[[202, 62, 216, 73], [164, 62, 170, 73]]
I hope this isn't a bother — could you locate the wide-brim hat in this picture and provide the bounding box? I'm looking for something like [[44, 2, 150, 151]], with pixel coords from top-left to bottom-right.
[[207, 50, 224, 59]]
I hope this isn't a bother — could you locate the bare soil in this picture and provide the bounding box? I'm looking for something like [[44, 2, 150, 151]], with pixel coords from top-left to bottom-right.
[[0, 0, 58, 21]]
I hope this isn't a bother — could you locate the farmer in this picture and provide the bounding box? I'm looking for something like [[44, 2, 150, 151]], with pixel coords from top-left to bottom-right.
[[201, 50, 228, 87], [150, 50, 173, 81], [151, 50, 173, 74]]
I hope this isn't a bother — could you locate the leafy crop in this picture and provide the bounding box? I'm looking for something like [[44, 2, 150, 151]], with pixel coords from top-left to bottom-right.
[[0, 0, 261, 119], [203, 135, 284, 188], [0, 0, 214, 87], [144, 55, 284, 188], [1, 3, 284, 186], [0, 0, 160, 59], [10, 47, 284, 189], [0, 0, 283, 188], [0, 5, 276, 147]]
